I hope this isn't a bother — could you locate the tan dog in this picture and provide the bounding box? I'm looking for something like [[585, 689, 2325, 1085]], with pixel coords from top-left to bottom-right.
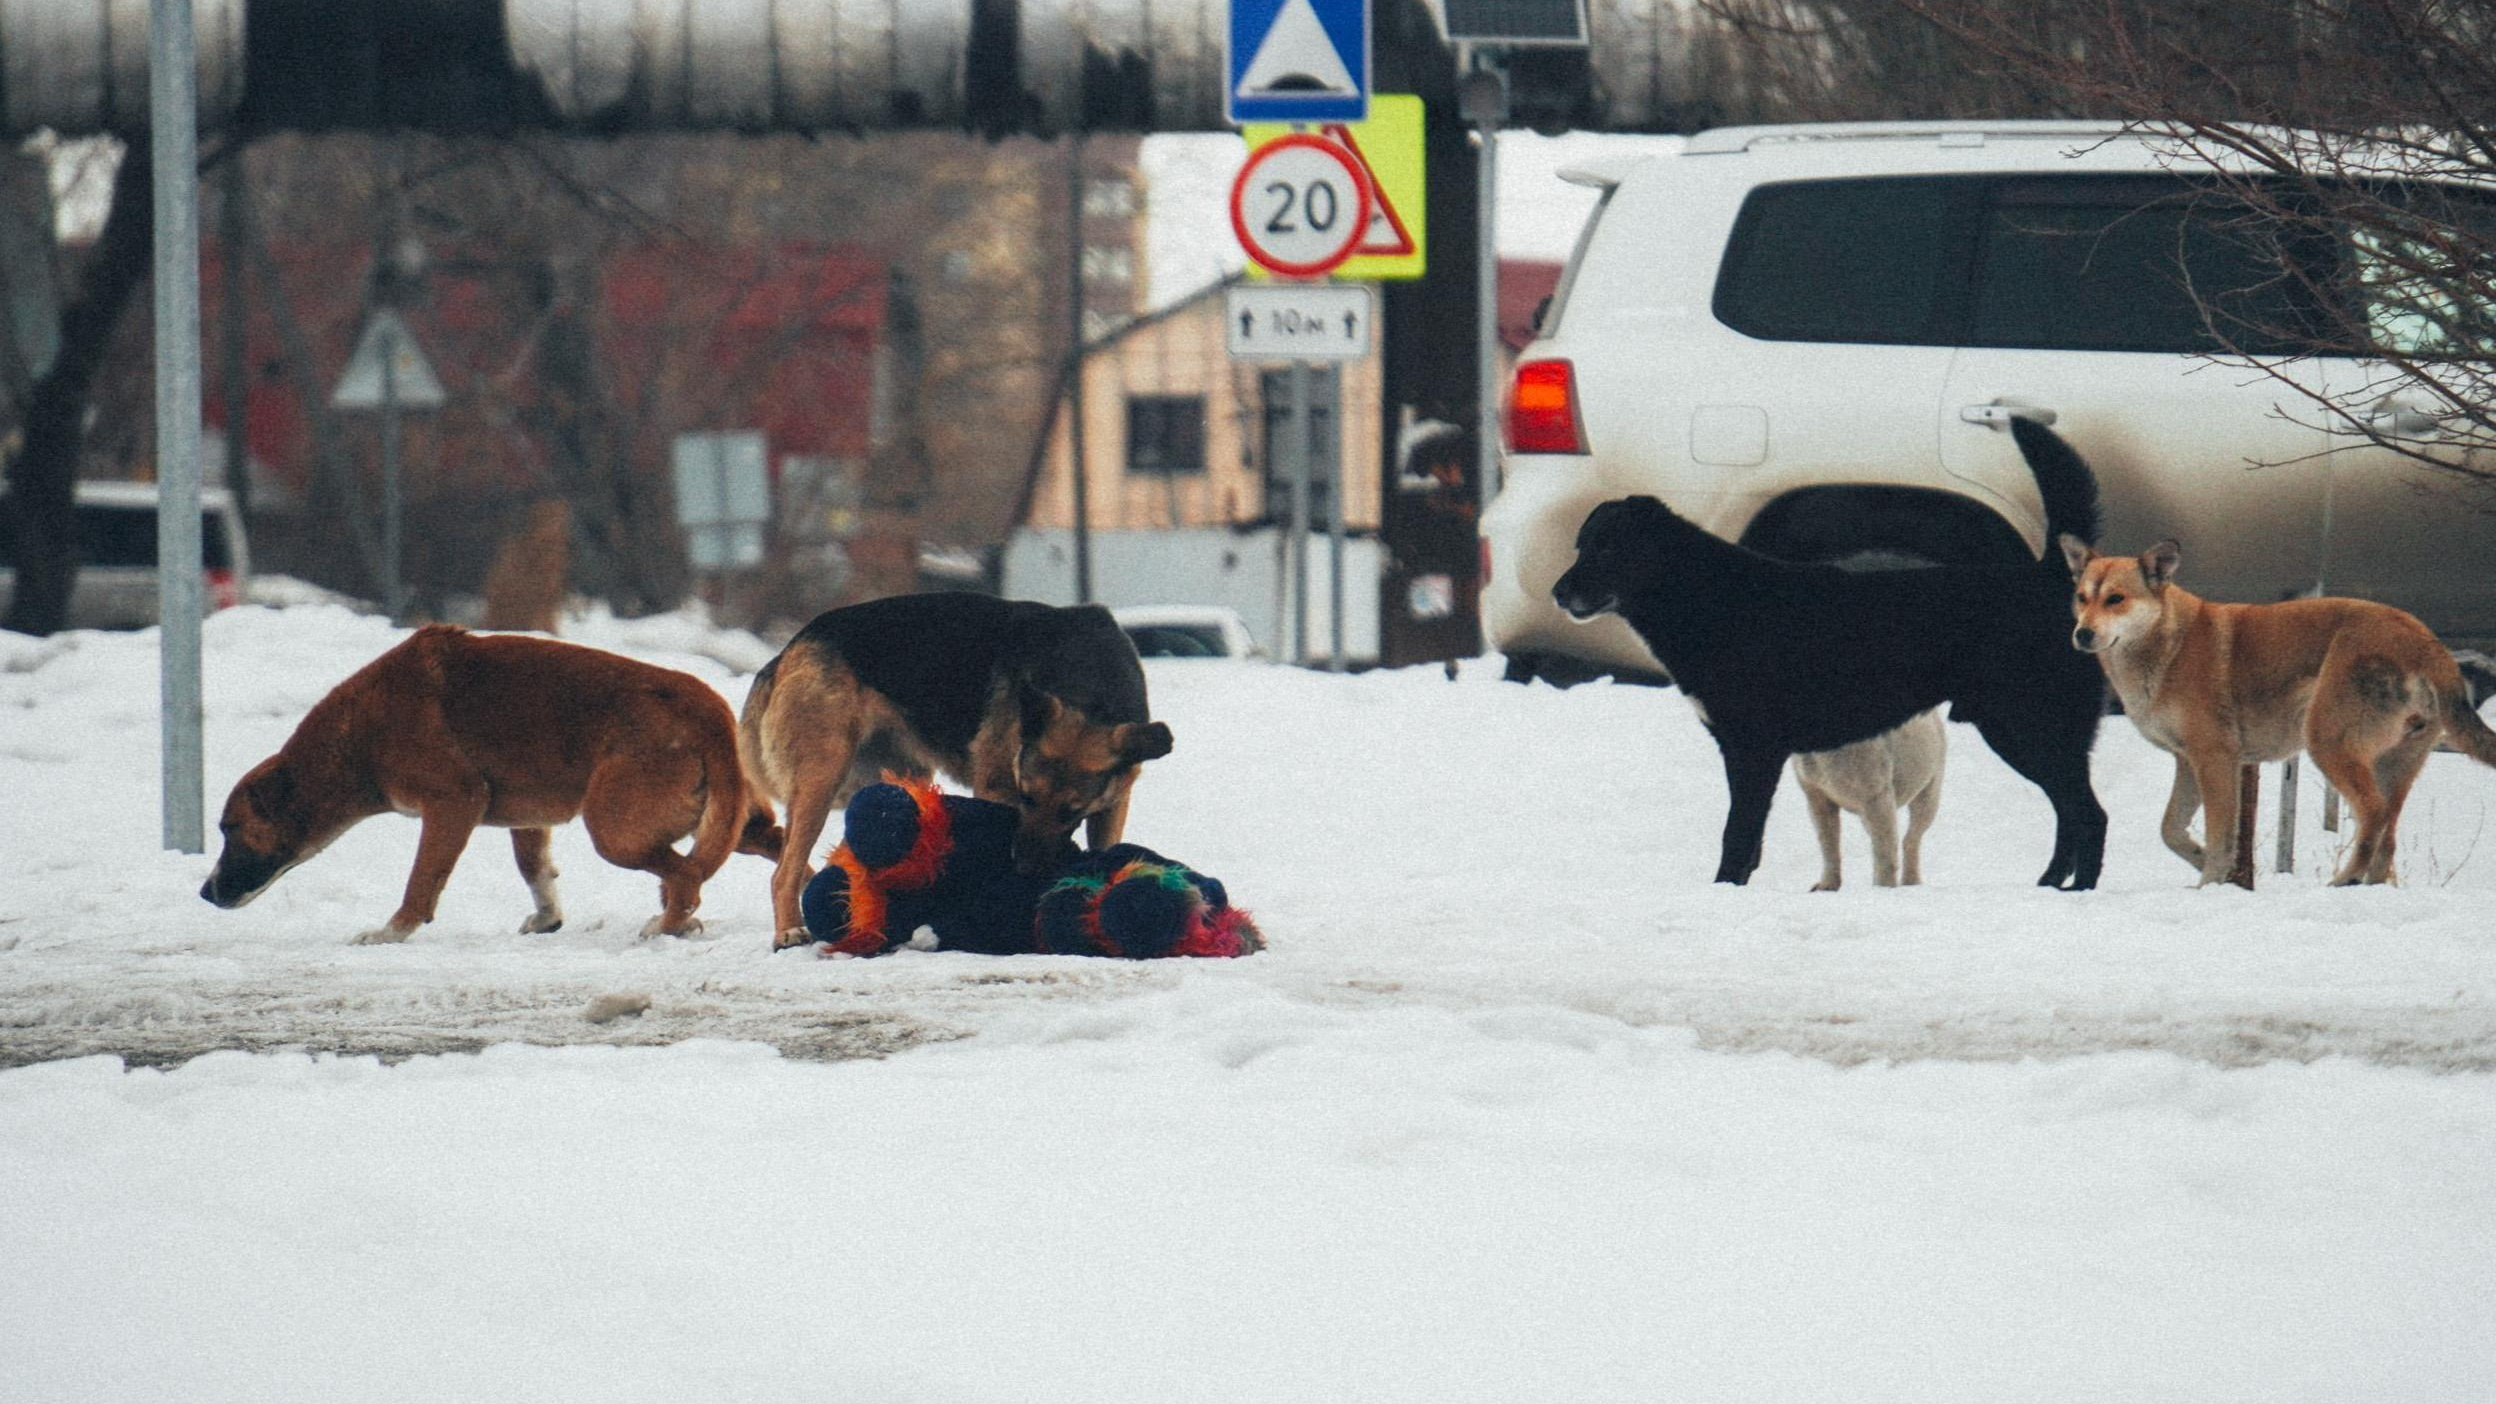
[[202, 626, 782, 943], [2062, 536, 2496, 885], [1791, 709, 1945, 891], [740, 593, 1173, 946], [479, 498, 571, 634]]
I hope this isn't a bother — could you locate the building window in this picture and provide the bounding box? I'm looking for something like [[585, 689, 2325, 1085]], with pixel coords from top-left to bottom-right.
[[1084, 179, 1137, 218], [1082, 244, 1135, 284], [1126, 395, 1207, 476]]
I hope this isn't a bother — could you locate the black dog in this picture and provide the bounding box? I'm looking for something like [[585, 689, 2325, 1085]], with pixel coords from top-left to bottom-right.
[[1551, 417, 2109, 889]]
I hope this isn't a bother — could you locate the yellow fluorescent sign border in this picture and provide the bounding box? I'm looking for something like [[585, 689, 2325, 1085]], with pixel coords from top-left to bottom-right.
[[1241, 93, 1426, 282]]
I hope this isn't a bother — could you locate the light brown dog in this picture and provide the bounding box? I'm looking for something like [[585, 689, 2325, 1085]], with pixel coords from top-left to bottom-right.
[[2063, 535, 2496, 885], [740, 593, 1173, 946], [203, 625, 782, 943], [479, 498, 571, 634]]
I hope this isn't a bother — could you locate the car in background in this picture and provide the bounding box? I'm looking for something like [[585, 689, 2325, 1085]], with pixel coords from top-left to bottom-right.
[[0, 480, 250, 630], [1113, 604, 1264, 660], [1482, 120, 2496, 683]]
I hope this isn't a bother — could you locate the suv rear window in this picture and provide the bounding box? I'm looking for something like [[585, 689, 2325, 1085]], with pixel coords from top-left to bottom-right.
[[1714, 173, 2332, 355], [0, 500, 234, 571]]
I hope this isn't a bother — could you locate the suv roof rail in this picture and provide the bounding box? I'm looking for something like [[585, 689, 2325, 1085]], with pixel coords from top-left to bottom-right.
[[1683, 120, 2138, 156]]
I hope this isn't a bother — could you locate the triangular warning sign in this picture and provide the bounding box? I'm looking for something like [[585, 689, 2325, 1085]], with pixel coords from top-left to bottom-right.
[[331, 309, 446, 411], [1324, 122, 1416, 258], [1236, 0, 1359, 99]]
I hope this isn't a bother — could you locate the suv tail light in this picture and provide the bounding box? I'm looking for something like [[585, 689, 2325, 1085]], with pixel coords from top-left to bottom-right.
[[1506, 358, 1586, 455], [206, 568, 239, 611]]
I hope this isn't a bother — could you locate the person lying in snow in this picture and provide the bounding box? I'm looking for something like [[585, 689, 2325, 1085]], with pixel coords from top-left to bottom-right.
[[789, 778, 1261, 960]]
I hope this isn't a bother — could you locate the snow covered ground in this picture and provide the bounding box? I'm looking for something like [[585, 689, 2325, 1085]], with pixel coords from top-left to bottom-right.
[[5, 606, 2494, 1402]]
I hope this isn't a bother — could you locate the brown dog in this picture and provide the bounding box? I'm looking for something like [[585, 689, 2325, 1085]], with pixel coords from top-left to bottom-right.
[[203, 625, 782, 943], [739, 593, 1174, 946], [2063, 535, 2496, 885]]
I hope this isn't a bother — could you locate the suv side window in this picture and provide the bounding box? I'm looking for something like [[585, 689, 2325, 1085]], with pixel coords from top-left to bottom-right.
[[2346, 182, 2496, 358], [1713, 177, 1965, 344], [1714, 172, 2334, 355], [1970, 177, 2324, 355]]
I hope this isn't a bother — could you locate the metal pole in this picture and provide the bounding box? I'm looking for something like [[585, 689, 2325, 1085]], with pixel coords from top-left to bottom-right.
[[2229, 764, 2259, 890], [152, 0, 205, 854], [1065, 134, 1093, 605], [2317, 449, 2341, 833], [380, 319, 403, 622], [1469, 58, 1506, 513], [2276, 756, 2298, 874], [218, 155, 251, 533], [1327, 366, 1345, 672], [1288, 359, 1312, 665]]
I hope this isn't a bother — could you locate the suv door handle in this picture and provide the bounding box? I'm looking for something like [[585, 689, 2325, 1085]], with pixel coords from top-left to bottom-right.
[[1959, 402, 2058, 430]]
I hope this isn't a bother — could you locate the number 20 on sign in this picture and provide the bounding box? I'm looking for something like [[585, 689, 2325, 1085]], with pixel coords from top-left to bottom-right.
[[1229, 133, 1374, 278]]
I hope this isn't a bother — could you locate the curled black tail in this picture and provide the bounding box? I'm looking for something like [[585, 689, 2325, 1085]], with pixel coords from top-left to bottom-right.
[[2010, 415, 2103, 553]]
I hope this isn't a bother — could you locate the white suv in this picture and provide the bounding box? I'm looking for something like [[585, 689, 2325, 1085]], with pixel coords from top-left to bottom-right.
[[1482, 120, 2496, 682]]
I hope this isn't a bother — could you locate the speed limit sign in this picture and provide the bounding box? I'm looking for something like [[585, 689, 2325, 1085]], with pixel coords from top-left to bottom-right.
[[1229, 133, 1374, 278]]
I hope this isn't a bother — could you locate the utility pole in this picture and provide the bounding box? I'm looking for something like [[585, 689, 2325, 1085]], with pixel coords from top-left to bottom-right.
[[1460, 54, 1507, 511], [152, 0, 206, 854], [1066, 134, 1094, 604]]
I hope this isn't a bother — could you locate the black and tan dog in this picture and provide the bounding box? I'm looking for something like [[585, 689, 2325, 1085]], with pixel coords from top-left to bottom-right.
[[739, 593, 1175, 946], [202, 626, 783, 944], [1552, 417, 2110, 889]]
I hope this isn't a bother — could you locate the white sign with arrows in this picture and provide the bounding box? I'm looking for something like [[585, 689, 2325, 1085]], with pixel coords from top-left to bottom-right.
[[1225, 282, 1374, 362]]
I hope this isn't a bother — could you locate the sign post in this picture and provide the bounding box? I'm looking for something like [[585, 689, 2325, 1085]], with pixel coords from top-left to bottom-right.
[[1227, 283, 1373, 668], [1226, 0, 1373, 668], [332, 308, 446, 621], [1231, 130, 1379, 669]]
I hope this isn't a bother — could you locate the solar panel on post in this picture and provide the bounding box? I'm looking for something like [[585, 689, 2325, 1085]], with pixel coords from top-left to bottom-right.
[[1438, 0, 1588, 45]]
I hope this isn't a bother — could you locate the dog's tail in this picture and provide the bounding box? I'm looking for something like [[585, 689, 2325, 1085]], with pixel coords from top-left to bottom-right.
[[2010, 415, 2103, 553], [2441, 679, 2496, 769], [688, 701, 753, 882]]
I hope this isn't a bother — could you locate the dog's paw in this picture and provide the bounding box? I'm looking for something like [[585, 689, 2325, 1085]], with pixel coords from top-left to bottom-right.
[[518, 910, 564, 935], [773, 926, 816, 952], [1809, 879, 1841, 893], [349, 926, 410, 946], [640, 914, 704, 939]]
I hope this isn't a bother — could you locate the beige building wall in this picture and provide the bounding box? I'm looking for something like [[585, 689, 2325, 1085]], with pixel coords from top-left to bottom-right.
[[1027, 288, 1382, 533]]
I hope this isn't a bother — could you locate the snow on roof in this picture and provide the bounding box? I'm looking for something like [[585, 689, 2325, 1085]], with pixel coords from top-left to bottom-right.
[[1139, 129, 1686, 313]]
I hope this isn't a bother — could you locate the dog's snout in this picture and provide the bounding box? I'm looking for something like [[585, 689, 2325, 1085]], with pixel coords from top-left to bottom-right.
[[199, 876, 218, 905], [2072, 626, 2097, 652]]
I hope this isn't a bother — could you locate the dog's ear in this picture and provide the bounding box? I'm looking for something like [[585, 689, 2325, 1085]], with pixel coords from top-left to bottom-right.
[[243, 765, 296, 818], [2140, 539, 2181, 590], [2057, 533, 2095, 577], [1116, 721, 1174, 765]]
